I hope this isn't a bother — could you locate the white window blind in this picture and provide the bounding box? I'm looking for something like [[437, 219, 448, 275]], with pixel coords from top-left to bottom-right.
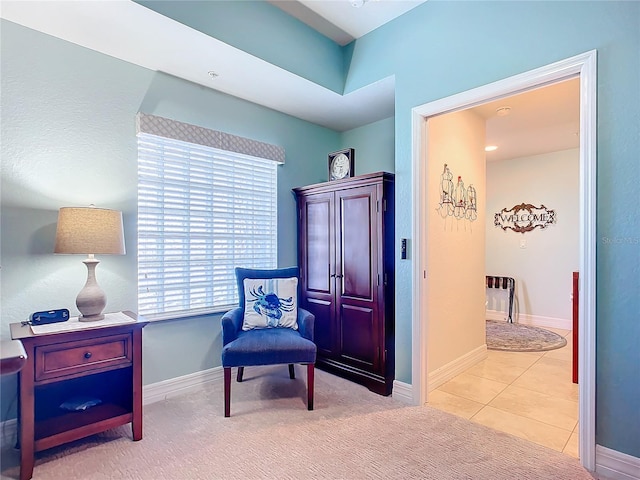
[[137, 132, 278, 319]]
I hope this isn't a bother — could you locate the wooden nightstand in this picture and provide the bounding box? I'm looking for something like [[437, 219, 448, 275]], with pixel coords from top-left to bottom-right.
[[10, 311, 148, 480]]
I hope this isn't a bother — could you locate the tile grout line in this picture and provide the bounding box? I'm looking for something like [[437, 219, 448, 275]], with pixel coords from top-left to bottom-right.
[[468, 405, 573, 453], [438, 345, 579, 449], [560, 427, 575, 455], [486, 355, 578, 432], [431, 333, 578, 457], [485, 401, 579, 433]]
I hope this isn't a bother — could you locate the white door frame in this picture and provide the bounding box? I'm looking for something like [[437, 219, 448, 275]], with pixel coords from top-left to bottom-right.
[[410, 50, 597, 470]]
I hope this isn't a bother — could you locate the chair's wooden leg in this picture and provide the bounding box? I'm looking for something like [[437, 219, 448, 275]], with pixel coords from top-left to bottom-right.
[[307, 363, 314, 411], [288, 364, 295, 379], [224, 367, 231, 417], [236, 366, 244, 382]]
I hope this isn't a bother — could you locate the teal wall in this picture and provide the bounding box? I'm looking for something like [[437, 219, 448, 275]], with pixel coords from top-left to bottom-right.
[[2, 0, 639, 461], [341, 117, 395, 176], [345, 0, 639, 458], [136, 0, 347, 93], [0, 20, 341, 413], [0, 17, 396, 420]]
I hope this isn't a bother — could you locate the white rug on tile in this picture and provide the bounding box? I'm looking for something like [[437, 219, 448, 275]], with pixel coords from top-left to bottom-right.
[[487, 319, 568, 352]]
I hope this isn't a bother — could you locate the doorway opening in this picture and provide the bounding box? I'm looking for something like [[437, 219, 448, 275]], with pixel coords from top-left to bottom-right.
[[410, 51, 596, 470], [428, 77, 581, 457]]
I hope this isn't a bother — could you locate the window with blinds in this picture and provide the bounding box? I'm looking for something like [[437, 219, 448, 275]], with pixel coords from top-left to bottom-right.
[[137, 132, 278, 319]]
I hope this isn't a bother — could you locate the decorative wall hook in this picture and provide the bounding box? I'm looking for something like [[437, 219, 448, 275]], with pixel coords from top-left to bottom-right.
[[437, 164, 477, 222], [438, 164, 454, 217]]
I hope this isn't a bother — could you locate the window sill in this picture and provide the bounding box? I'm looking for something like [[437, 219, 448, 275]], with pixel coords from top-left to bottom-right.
[[141, 305, 236, 323]]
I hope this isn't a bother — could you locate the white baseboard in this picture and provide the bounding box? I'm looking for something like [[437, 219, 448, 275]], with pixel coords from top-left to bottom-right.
[[392, 380, 413, 404], [486, 309, 572, 331], [427, 345, 488, 392], [596, 444, 640, 480], [1, 418, 17, 450], [143, 366, 223, 405]]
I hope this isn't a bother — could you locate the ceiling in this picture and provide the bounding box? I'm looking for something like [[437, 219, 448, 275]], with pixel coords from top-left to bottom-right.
[[1, 0, 579, 159], [470, 78, 580, 162], [269, 0, 427, 46], [0, 0, 398, 132]]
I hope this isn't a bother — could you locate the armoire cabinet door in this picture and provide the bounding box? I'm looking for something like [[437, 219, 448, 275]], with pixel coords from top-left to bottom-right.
[[294, 172, 395, 396], [336, 185, 380, 373], [298, 192, 337, 357]]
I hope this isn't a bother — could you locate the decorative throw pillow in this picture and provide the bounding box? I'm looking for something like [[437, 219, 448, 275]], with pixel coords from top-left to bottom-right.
[[242, 277, 298, 330]]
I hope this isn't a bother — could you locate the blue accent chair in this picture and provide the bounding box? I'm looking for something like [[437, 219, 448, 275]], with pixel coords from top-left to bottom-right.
[[221, 267, 317, 417]]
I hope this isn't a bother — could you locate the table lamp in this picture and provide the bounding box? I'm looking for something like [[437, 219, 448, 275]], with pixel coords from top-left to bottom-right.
[[54, 206, 126, 321]]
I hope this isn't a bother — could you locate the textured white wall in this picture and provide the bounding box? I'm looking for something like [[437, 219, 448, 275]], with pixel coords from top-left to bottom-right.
[[426, 110, 486, 374], [485, 149, 580, 322]]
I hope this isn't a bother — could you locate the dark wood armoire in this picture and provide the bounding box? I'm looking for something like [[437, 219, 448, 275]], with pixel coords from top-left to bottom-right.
[[293, 172, 395, 395]]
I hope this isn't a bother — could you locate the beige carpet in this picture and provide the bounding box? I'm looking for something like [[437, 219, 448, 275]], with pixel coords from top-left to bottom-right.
[[1, 366, 595, 479]]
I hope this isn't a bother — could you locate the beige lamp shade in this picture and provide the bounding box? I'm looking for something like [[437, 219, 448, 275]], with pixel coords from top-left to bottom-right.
[[54, 207, 125, 255], [54, 206, 125, 321]]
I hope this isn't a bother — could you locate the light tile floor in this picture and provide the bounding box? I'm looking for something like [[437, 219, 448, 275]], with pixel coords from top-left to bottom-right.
[[428, 327, 579, 457]]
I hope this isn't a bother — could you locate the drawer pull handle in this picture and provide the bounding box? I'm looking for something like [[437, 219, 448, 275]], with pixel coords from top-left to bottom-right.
[[84, 352, 92, 359]]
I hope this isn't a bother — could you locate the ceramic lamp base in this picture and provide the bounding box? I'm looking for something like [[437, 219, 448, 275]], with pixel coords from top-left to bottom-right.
[[76, 256, 107, 321]]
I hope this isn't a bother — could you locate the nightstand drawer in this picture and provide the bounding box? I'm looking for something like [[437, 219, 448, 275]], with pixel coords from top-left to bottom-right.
[[35, 333, 132, 381]]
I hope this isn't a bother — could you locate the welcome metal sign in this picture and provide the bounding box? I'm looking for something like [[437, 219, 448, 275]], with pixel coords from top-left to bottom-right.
[[494, 203, 556, 233]]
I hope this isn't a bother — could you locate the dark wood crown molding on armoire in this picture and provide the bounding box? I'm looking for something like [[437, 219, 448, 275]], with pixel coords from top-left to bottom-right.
[[293, 172, 395, 395]]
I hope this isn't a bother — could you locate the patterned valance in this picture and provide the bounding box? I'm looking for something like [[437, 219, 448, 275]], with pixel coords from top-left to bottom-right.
[[136, 113, 285, 164]]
